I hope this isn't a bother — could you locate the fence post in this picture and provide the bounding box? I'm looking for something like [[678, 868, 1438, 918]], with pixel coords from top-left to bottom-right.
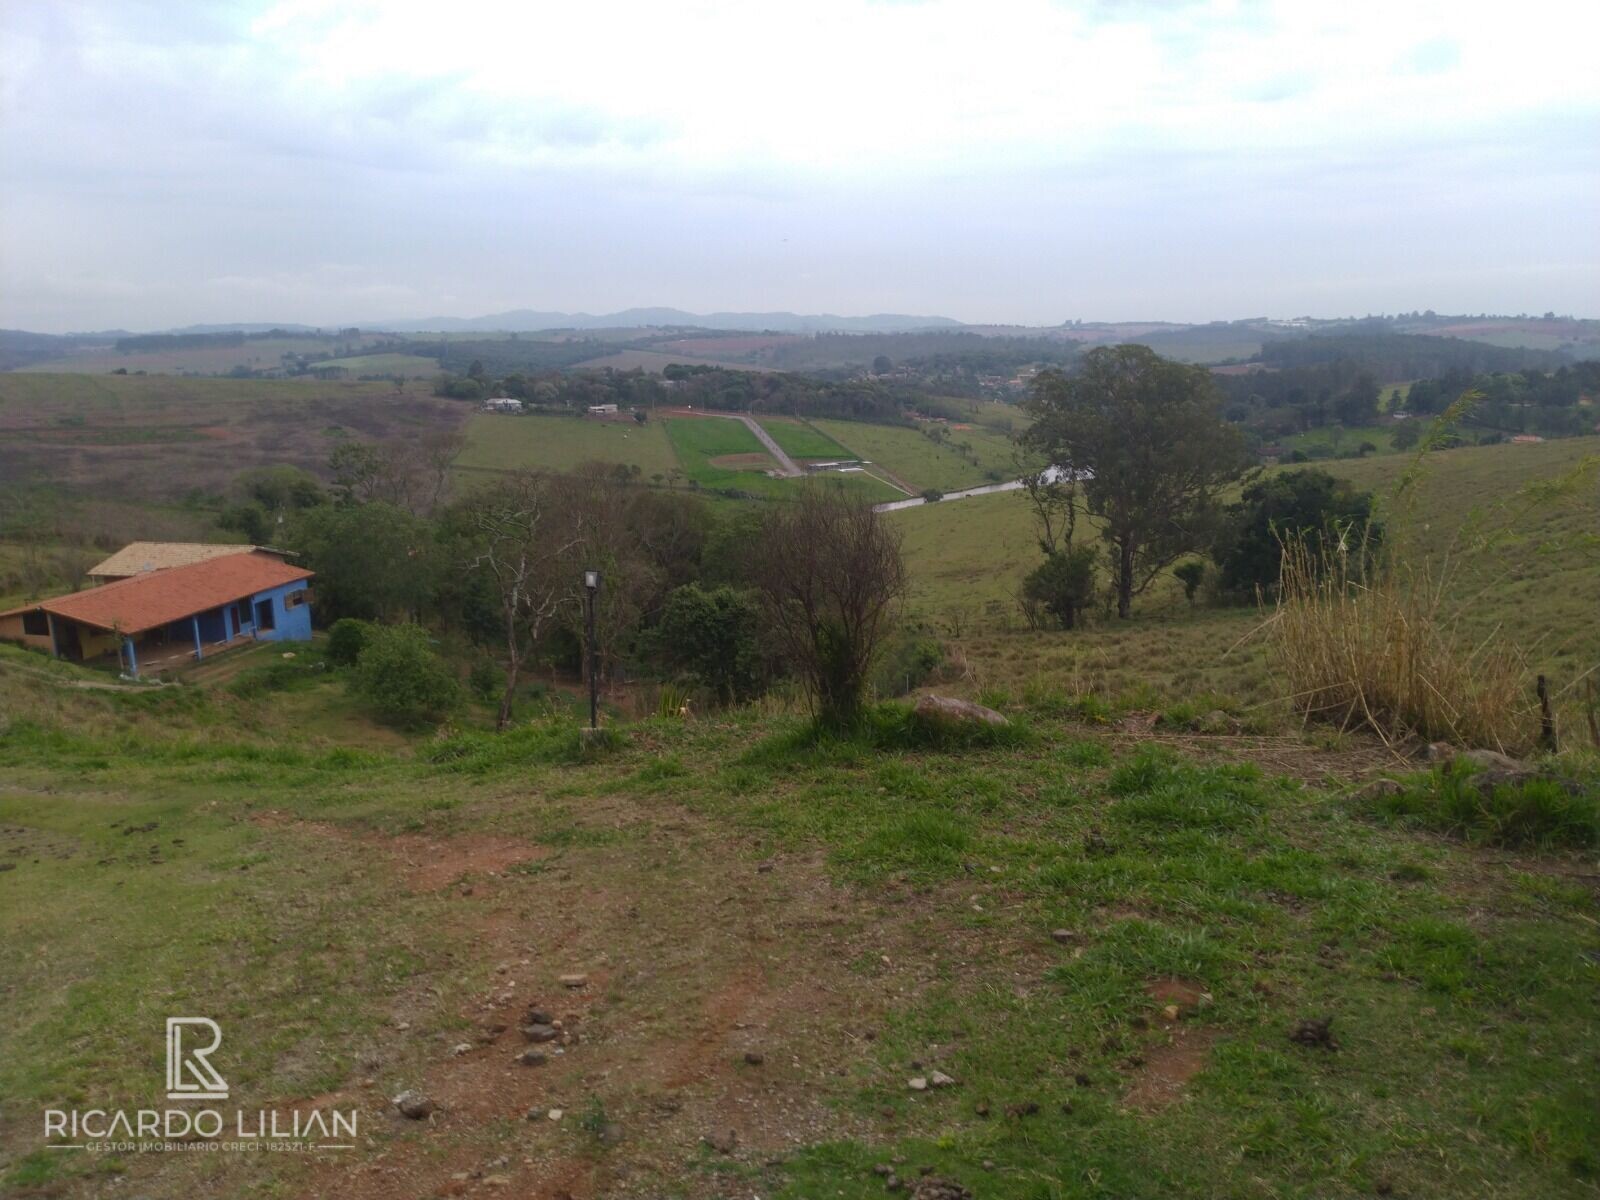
[[1536, 675, 1557, 754]]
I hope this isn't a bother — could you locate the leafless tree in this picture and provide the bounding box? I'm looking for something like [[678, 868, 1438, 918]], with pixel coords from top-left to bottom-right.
[[464, 472, 585, 730], [1018, 460, 1079, 556], [550, 464, 658, 684], [749, 486, 906, 728], [417, 431, 466, 515], [329, 432, 464, 516]]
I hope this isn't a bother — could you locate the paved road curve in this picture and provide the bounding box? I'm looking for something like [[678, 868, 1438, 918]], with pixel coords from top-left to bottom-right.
[[872, 465, 1088, 513], [734, 413, 803, 477]]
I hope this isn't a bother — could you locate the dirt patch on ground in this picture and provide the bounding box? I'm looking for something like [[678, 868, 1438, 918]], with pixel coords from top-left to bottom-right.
[[1121, 978, 1219, 1111], [707, 452, 774, 469], [276, 807, 925, 1200], [1146, 978, 1212, 1018], [1110, 720, 1402, 785], [251, 813, 548, 892], [1123, 1025, 1220, 1112]]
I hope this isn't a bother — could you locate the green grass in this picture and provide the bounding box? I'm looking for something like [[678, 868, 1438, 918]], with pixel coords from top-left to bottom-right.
[[662, 415, 785, 494], [755, 417, 851, 460], [456, 411, 679, 478], [887, 436, 1600, 728], [309, 352, 441, 376], [1359, 761, 1600, 849], [811, 418, 1029, 492], [1281, 423, 1396, 457], [3, 674, 1594, 1198]]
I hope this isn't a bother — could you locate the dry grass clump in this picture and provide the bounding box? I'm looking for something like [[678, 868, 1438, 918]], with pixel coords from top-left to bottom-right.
[[1271, 535, 1540, 754]]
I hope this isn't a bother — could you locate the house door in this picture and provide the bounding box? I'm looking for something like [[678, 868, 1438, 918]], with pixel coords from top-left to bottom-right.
[[255, 599, 275, 632], [60, 624, 84, 661]]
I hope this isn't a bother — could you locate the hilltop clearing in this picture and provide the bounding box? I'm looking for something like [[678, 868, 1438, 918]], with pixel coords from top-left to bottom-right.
[[1, 645, 1595, 1199]]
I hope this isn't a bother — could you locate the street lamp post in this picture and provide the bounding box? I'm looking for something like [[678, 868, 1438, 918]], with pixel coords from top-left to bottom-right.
[[584, 570, 601, 729]]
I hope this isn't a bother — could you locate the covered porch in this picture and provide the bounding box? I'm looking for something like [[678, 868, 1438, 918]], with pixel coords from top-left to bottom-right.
[[58, 600, 263, 678]]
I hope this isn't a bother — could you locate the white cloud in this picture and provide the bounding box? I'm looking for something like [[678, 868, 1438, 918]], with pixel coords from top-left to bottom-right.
[[1, 0, 1596, 328]]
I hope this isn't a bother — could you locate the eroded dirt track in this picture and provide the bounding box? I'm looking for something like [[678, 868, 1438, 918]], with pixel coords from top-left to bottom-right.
[[279, 799, 931, 1199]]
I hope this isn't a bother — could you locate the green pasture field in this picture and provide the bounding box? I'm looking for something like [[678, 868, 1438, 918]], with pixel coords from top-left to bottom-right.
[[456, 412, 679, 479], [663, 417, 902, 502], [1281, 424, 1397, 456], [754, 417, 851, 460], [662, 416, 790, 496], [811, 419, 1029, 492], [309, 352, 441, 376], [1, 638, 1594, 1200]]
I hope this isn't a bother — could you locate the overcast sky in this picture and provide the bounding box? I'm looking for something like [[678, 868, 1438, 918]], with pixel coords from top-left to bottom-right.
[[2, 0, 1597, 332]]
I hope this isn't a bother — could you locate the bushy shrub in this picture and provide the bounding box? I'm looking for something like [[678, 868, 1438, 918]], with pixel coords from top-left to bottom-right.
[[1174, 560, 1206, 604], [872, 631, 945, 697], [652, 584, 765, 705], [1213, 469, 1381, 599], [325, 618, 371, 667], [1359, 761, 1599, 849], [467, 658, 501, 703], [351, 623, 462, 727], [1021, 546, 1098, 629]]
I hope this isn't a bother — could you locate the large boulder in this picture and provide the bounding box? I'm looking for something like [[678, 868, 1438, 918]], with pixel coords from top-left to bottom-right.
[[914, 694, 1008, 728]]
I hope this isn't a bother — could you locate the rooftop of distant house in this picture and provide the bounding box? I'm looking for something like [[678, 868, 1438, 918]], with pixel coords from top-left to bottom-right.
[[87, 541, 289, 580]]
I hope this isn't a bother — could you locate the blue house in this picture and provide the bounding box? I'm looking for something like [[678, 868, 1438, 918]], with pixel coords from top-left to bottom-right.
[[0, 550, 314, 678]]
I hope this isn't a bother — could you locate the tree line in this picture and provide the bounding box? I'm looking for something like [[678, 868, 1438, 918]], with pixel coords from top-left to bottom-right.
[[215, 441, 909, 732], [1016, 345, 1382, 626]]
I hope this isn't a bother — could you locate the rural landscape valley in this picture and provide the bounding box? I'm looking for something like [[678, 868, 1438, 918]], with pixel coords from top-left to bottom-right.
[[3, 3, 1597, 1199]]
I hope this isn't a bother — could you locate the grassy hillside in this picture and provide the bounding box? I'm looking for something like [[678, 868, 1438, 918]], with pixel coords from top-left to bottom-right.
[[15, 334, 391, 376], [1, 649, 1594, 1199], [889, 436, 1600, 722], [0, 373, 464, 503]]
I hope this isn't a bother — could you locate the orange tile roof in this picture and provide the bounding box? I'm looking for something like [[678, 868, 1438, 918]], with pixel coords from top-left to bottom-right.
[[1, 552, 313, 635]]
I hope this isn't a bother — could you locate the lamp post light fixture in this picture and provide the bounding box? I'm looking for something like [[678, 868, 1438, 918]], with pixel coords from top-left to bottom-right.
[[583, 570, 601, 729]]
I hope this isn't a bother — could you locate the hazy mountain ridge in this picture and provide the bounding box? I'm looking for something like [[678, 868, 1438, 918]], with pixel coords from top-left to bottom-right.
[[366, 308, 964, 334]]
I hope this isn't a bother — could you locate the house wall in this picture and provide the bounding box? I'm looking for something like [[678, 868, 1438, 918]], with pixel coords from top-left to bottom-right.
[[0, 613, 52, 650], [196, 607, 228, 643], [248, 580, 313, 643]]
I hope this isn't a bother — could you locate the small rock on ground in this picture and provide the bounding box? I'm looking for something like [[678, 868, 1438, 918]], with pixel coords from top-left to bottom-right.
[[393, 1090, 434, 1120]]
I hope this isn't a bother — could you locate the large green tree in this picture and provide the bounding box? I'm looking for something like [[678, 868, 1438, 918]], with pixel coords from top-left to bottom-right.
[[287, 502, 438, 622], [1213, 469, 1382, 598], [1023, 345, 1252, 618]]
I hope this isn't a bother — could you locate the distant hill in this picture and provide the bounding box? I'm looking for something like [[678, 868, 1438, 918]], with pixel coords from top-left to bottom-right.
[[368, 308, 964, 334]]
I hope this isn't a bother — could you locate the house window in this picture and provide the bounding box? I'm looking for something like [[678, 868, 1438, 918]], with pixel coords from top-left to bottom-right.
[[22, 611, 49, 636], [255, 599, 276, 632], [284, 590, 307, 610]]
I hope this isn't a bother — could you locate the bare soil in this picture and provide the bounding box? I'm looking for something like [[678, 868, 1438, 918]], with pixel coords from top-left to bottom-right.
[[277, 798, 956, 1199]]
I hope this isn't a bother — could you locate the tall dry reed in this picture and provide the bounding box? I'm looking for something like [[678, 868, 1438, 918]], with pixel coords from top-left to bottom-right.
[[1270, 533, 1540, 754]]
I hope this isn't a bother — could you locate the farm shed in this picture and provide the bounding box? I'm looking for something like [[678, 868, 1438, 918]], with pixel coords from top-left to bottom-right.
[[0, 551, 314, 678], [86, 541, 290, 584]]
